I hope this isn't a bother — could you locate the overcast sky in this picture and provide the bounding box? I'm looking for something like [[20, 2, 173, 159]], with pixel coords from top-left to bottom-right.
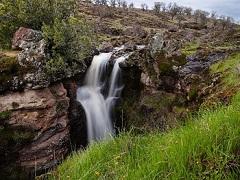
[[126, 0, 240, 21]]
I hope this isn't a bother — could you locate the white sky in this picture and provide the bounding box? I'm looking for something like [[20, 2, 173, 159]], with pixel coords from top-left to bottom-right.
[[126, 0, 240, 21]]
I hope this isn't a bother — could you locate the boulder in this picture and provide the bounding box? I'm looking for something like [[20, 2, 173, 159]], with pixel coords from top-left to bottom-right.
[[11, 27, 50, 90], [149, 31, 182, 58], [149, 31, 166, 58], [12, 27, 43, 50], [17, 38, 47, 68]]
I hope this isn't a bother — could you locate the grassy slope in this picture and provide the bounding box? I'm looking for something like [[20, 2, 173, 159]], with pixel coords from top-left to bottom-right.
[[48, 94, 240, 179], [47, 54, 240, 180]]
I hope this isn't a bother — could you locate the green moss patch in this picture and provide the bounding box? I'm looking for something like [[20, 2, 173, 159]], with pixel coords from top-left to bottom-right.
[[141, 92, 176, 110], [0, 111, 11, 121], [0, 56, 19, 73], [181, 41, 200, 56], [0, 126, 35, 146]]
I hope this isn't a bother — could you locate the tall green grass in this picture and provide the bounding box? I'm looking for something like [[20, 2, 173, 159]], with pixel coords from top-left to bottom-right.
[[211, 53, 240, 87], [48, 93, 240, 180]]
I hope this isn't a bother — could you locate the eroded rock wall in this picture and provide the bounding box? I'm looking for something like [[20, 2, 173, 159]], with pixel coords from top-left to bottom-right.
[[0, 83, 70, 176]]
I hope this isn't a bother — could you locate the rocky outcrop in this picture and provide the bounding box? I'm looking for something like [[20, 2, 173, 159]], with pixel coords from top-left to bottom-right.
[[0, 27, 96, 94], [119, 31, 228, 131], [0, 83, 70, 174], [124, 31, 186, 91], [98, 41, 114, 53], [12, 27, 43, 50]]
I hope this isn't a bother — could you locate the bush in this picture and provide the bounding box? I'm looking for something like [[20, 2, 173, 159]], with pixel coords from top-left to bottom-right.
[[45, 55, 67, 78], [0, 0, 75, 49], [42, 16, 96, 77]]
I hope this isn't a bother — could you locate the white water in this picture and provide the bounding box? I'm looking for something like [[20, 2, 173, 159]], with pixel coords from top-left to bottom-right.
[[77, 52, 127, 142]]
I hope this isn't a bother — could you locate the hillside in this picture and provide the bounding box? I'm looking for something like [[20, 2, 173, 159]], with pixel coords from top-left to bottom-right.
[[0, 0, 240, 179]]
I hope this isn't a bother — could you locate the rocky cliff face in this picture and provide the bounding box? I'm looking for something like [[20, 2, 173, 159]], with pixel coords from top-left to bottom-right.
[[0, 83, 70, 177], [117, 30, 229, 131], [0, 27, 86, 178]]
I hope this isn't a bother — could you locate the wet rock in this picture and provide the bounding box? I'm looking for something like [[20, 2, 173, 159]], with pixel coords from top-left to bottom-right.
[[63, 80, 88, 149]]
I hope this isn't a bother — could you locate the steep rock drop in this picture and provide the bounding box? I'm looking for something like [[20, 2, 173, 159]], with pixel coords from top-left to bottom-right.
[[77, 50, 128, 142]]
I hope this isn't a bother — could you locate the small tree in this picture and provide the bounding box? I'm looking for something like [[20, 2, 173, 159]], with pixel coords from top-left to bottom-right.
[[220, 16, 234, 30], [93, 0, 101, 5], [161, 3, 166, 12], [154, 2, 161, 14], [141, 4, 148, 11], [117, 0, 122, 7], [100, 0, 108, 6], [194, 10, 201, 23], [122, 1, 128, 9], [199, 11, 209, 25], [42, 16, 95, 77], [169, 3, 181, 20], [110, 0, 116, 7], [211, 11, 217, 19], [0, 0, 76, 49], [167, 2, 172, 12], [184, 7, 192, 16], [129, 3, 134, 9]]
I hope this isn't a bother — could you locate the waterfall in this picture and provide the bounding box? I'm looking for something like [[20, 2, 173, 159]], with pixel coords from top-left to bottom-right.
[[77, 51, 127, 142]]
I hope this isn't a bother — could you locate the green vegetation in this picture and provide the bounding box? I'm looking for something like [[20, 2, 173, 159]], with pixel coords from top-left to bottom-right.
[[211, 53, 240, 87], [0, 126, 34, 144], [181, 41, 200, 56], [0, 0, 96, 78], [0, 111, 11, 121], [142, 92, 176, 110], [0, 55, 19, 85], [0, 55, 18, 73], [43, 16, 95, 77], [48, 92, 240, 179], [0, 0, 75, 49]]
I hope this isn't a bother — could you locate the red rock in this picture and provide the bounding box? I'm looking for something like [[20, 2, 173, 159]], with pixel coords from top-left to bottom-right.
[[0, 83, 70, 172], [12, 27, 43, 50]]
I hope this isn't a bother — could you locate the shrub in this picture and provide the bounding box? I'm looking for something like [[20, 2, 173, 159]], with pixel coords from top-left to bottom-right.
[[42, 16, 96, 77], [0, 0, 75, 49], [45, 55, 67, 78]]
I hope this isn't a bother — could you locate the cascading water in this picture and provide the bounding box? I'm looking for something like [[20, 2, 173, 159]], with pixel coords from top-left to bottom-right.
[[77, 51, 128, 142]]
